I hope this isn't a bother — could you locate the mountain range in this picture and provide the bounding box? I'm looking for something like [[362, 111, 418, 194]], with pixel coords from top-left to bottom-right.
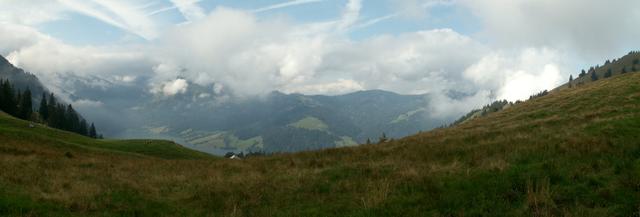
[[1, 55, 456, 154], [119, 87, 447, 154]]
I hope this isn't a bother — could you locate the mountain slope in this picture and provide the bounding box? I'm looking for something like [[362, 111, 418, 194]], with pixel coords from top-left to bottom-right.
[[2, 72, 640, 216], [129, 89, 443, 154], [0, 56, 47, 100], [0, 112, 213, 160]]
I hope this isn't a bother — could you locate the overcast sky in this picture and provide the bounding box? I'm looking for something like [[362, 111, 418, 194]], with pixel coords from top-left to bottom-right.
[[1, 0, 639, 115]]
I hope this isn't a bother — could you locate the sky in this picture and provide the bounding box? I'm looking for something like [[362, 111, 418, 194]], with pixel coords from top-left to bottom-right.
[[1, 0, 640, 119]]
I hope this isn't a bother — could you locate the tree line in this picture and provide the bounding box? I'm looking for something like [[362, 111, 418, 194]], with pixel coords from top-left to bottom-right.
[[572, 52, 640, 86], [0, 79, 101, 138]]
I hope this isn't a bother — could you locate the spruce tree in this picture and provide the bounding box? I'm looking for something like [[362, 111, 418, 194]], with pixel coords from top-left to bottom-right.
[[47, 93, 58, 127], [66, 105, 80, 133], [89, 123, 97, 138], [39, 92, 48, 121], [18, 88, 32, 120]]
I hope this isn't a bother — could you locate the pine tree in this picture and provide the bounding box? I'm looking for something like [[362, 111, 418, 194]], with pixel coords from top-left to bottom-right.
[[18, 88, 32, 120], [38, 92, 48, 121], [591, 71, 598, 81], [621, 67, 627, 74], [579, 70, 586, 77], [365, 138, 371, 145], [89, 123, 97, 138]]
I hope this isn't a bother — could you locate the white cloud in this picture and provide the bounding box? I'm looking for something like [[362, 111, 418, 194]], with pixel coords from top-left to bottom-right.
[[155, 5, 486, 98], [463, 48, 567, 101], [58, 0, 159, 40], [338, 0, 362, 31], [253, 0, 324, 13], [389, 0, 454, 19], [170, 0, 205, 22], [73, 99, 104, 108], [114, 75, 137, 83], [0, 0, 66, 25], [284, 79, 364, 95], [155, 78, 189, 96], [428, 90, 492, 119], [0, 24, 49, 55], [460, 0, 640, 60]]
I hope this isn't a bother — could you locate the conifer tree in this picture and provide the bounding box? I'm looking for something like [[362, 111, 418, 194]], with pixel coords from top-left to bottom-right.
[[568, 75, 573, 88], [0, 80, 4, 112], [38, 92, 48, 121], [47, 93, 58, 127], [591, 71, 598, 81], [79, 119, 88, 136], [89, 123, 97, 138], [18, 88, 32, 120], [1, 79, 17, 115], [66, 105, 80, 133]]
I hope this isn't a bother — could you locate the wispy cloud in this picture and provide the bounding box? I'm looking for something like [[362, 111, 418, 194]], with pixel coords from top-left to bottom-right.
[[58, 0, 158, 40], [353, 0, 455, 30], [169, 0, 206, 22], [354, 13, 398, 29], [148, 6, 177, 16], [252, 0, 324, 13], [338, 0, 362, 31]]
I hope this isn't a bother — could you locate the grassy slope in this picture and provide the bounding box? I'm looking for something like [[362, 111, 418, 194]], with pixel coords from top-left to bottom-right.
[[2, 73, 640, 216], [0, 113, 214, 160]]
